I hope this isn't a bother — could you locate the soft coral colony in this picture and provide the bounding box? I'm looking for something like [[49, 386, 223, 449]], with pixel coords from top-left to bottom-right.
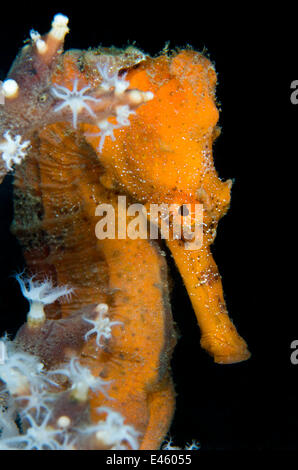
[[0, 14, 250, 450]]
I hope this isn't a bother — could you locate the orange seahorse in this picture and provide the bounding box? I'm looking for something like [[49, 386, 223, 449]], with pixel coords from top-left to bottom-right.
[[0, 14, 250, 450]]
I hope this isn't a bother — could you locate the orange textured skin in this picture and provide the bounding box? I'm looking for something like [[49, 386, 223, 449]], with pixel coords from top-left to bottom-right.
[[13, 123, 176, 450], [1, 22, 250, 448], [84, 50, 250, 364]]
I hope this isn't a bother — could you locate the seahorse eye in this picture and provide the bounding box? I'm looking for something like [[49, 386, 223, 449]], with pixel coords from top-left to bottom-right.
[[38, 93, 48, 103]]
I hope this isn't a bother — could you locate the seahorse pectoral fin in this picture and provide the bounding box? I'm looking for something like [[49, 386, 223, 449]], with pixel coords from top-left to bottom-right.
[[166, 239, 251, 364]]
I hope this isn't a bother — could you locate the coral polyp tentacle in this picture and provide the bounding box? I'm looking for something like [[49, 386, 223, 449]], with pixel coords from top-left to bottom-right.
[[76, 406, 140, 450], [51, 79, 101, 129], [96, 62, 130, 95], [0, 131, 30, 171], [15, 273, 73, 327], [83, 304, 122, 348], [49, 358, 112, 402]]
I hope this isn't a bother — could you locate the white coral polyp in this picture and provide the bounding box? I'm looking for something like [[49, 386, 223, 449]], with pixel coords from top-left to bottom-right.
[[50, 358, 111, 402], [116, 105, 135, 126], [51, 79, 101, 129], [2, 410, 65, 450], [81, 407, 140, 450], [0, 131, 30, 171], [97, 119, 118, 152], [93, 106, 134, 153], [83, 304, 122, 348], [15, 273, 73, 325], [97, 63, 129, 95], [96, 408, 139, 450], [16, 274, 73, 305], [0, 340, 46, 396], [16, 385, 56, 420]]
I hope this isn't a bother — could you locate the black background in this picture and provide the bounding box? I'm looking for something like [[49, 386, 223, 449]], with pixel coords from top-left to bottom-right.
[[0, 5, 295, 451]]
